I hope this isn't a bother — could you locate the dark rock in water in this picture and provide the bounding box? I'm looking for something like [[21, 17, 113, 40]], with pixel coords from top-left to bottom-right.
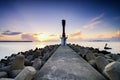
[[8, 70, 21, 78], [0, 72, 8, 78], [11, 54, 25, 70], [104, 61, 120, 80], [99, 50, 110, 55], [32, 58, 41, 70], [95, 56, 109, 73]]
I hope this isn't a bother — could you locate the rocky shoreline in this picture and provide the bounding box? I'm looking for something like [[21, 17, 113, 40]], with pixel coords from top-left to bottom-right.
[[0, 44, 120, 80], [0, 44, 59, 80]]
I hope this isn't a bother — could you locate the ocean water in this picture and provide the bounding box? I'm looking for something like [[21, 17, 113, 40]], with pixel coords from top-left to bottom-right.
[[0, 41, 120, 59]]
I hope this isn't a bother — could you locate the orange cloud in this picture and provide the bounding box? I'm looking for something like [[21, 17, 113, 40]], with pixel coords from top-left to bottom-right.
[[69, 31, 82, 40], [113, 30, 120, 38], [21, 34, 39, 41], [94, 30, 120, 40]]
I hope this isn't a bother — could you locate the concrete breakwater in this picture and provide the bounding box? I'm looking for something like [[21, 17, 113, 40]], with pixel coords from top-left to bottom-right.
[[0, 43, 120, 80]]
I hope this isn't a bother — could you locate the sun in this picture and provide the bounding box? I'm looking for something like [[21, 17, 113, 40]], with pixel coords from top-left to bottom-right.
[[38, 34, 48, 42]]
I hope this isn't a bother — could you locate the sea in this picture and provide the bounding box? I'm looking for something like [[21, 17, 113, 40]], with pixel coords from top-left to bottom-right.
[[0, 41, 120, 59]]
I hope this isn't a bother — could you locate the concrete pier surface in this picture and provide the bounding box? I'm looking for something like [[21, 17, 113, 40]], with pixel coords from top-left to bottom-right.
[[35, 46, 107, 80]]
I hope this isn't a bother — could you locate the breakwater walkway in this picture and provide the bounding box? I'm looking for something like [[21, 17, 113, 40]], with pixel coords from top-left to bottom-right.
[[35, 46, 107, 80]]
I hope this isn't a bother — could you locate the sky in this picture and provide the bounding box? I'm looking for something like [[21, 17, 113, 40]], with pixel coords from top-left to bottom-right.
[[0, 0, 120, 42]]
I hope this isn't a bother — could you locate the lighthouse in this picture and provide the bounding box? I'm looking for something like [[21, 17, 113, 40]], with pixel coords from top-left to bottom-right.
[[61, 19, 67, 46]]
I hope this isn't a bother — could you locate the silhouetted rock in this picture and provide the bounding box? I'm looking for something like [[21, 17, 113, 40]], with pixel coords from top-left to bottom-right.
[[32, 50, 41, 59], [9, 70, 21, 78], [0, 72, 8, 78], [0, 66, 11, 72], [104, 62, 120, 80], [24, 59, 33, 66], [99, 50, 111, 55], [26, 55, 33, 61]]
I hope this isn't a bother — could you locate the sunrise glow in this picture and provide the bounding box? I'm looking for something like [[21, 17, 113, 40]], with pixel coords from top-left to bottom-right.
[[0, 0, 119, 42], [38, 34, 49, 42]]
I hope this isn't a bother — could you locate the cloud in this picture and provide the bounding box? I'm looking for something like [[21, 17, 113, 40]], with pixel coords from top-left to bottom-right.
[[113, 30, 120, 38], [21, 34, 38, 41], [69, 31, 82, 40], [2, 30, 22, 35], [49, 34, 57, 37], [94, 30, 120, 41], [83, 13, 104, 29], [0, 35, 3, 37]]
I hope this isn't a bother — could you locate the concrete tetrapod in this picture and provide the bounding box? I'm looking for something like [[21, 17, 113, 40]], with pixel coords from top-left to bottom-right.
[[15, 66, 36, 80], [0, 66, 36, 80], [104, 61, 120, 80]]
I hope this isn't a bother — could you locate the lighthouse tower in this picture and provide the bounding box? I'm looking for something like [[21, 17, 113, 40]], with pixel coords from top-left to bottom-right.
[[61, 19, 67, 46]]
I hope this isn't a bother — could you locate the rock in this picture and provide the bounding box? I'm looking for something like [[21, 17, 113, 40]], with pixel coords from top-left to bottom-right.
[[117, 58, 120, 62], [111, 54, 120, 61], [9, 70, 21, 78], [99, 50, 110, 55], [32, 58, 41, 70], [24, 59, 33, 66], [97, 53, 105, 57], [105, 55, 111, 59], [32, 50, 41, 59], [0, 59, 7, 64], [85, 52, 96, 61], [0, 63, 5, 68], [11, 55, 25, 70], [26, 55, 33, 61], [0, 66, 11, 72], [107, 59, 115, 63], [0, 72, 8, 78], [95, 56, 109, 73], [88, 60, 97, 68], [15, 66, 36, 80], [79, 49, 89, 57], [104, 62, 120, 80]]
